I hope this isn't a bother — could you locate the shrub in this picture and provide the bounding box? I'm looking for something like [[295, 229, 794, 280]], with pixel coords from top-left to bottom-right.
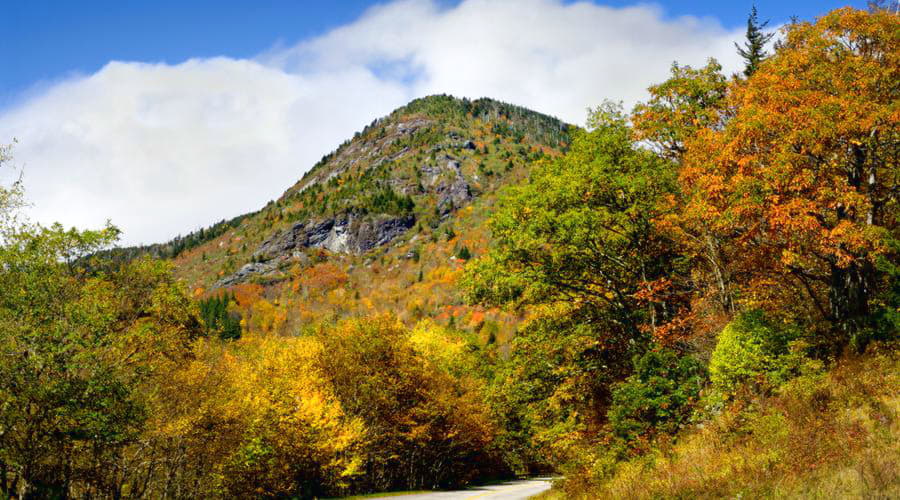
[[608, 348, 705, 446], [709, 310, 800, 396]]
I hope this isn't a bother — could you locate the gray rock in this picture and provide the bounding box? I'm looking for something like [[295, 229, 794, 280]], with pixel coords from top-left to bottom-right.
[[349, 214, 416, 253], [417, 156, 473, 216], [435, 158, 472, 216], [219, 213, 415, 288], [254, 213, 416, 261], [213, 261, 275, 289]]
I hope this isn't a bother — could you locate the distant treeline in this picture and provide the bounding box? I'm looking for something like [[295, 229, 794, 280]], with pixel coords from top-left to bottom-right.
[[96, 210, 257, 263]]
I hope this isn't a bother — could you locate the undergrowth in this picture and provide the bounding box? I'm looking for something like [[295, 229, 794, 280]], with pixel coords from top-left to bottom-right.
[[560, 343, 899, 499]]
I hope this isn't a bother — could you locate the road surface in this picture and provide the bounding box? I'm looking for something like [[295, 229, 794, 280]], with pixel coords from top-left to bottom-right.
[[365, 478, 554, 500]]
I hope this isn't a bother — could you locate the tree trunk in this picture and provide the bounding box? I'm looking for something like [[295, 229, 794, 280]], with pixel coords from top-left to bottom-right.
[[829, 260, 872, 343], [0, 461, 7, 497], [827, 143, 877, 346], [705, 233, 734, 313]]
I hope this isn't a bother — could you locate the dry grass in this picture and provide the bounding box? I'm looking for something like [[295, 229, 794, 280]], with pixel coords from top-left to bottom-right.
[[566, 344, 899, 499], [529, 487, 568, 500]]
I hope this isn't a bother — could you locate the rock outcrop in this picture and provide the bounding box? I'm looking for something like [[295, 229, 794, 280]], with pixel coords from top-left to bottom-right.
[[214, 261, 275, 288], [254, 213, 416, 260], [421, 155, 472, 217], [214, 213, 416, 288]]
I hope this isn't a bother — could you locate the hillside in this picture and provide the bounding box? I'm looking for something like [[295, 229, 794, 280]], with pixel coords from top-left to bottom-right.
[[158, 94, 571, 342]]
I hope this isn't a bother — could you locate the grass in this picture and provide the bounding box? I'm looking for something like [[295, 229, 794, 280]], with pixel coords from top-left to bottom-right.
[[529, 489, 567, 499], [564, 343, 899, 499]]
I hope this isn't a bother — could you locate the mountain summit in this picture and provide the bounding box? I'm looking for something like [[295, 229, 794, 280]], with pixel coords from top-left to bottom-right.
[[153, 94, 571, 335]]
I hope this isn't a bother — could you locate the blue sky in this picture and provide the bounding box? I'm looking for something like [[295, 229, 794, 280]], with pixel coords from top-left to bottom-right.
[[3, 0, 864, 102], [0, 0, 870, 245]]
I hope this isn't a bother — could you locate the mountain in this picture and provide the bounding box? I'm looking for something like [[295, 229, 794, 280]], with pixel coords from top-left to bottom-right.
[[144, 95, 572, 342]]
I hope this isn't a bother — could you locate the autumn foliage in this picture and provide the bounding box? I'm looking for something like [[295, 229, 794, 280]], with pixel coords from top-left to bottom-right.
[[466, 6, 899, 496], [677, 8, 898, 343], [0, 6, 897, 499]]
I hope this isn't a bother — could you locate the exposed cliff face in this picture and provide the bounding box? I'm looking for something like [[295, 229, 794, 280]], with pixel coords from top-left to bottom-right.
[[213, 214, 416, 287], [425, 155, 472, 217], [255, 214, 416, 259], [218, 150, 474, 286]]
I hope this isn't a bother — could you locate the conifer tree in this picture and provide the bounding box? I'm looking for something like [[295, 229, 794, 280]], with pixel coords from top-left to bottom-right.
[[735, 6, 774, 76]]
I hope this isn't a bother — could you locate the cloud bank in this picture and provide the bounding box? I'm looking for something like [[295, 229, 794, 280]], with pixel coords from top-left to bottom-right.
[[0, 0, 743, 245]]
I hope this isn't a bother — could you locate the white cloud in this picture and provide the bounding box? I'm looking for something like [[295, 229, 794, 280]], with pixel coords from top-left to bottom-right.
[[0, 0, 743, 245]]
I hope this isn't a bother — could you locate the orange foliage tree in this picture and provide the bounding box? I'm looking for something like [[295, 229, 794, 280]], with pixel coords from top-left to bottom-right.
[[677, 8, 899, 342]]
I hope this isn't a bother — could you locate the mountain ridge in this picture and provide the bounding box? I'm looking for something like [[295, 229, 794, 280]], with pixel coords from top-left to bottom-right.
[[136, 93, 574, 341]]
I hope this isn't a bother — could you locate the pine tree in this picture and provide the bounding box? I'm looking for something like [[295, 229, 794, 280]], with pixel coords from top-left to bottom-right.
[[735, 6, 774, 77], [199, 292, 241, 341]]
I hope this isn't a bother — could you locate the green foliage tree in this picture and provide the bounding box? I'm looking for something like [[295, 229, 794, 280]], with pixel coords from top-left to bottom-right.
[[608, 349, 705, 447], [0, 145, 202, 496], [465, 104, 688, 473], [199, 292, 242, 340], [709, 311, 801, 395], [363, 186, 414, 214], [465, 102, 681, 333], [631, 59, 729, 163], [0, 226, 200, 496]]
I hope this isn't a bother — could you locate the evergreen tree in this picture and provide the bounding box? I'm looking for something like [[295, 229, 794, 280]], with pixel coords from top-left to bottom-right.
[[735, 6, 774, 77], [199, 292, 241, 340]]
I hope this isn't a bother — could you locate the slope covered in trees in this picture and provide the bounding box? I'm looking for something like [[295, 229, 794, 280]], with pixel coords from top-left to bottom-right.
[[0, 6, 897, 499], [164, 94, 573, 345]]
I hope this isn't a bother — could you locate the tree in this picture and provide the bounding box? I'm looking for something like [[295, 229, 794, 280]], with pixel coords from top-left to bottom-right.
[[735, 6, 775, 77], [0, 228, 201, 496], [0, 142, 24, 238], [680, 8, 899, 345], [631, 59, 729, 163], [0, 144, 203, 497], [464, 104, 688, 474], [608, 348, 705, 448], [466, 102, 683, 337], [632, 61, 737, 314], [199, 292, 241, 340], [631, 59, 734, 314], [314, 315, 501, 492]]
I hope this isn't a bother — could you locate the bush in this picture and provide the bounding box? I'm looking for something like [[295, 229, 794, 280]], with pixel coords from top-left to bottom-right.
[[709, 310, 800, 395], [608, 348, 705, 445]]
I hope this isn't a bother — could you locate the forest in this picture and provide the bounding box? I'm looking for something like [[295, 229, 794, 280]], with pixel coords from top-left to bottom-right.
[[0, 6, 897, 499]]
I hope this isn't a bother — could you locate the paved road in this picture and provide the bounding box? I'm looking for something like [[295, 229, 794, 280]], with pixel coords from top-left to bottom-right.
[[366, 478, 554, 500]]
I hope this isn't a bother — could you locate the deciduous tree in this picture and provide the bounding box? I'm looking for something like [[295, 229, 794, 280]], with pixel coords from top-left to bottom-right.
[[680, 8, 899, 344]]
